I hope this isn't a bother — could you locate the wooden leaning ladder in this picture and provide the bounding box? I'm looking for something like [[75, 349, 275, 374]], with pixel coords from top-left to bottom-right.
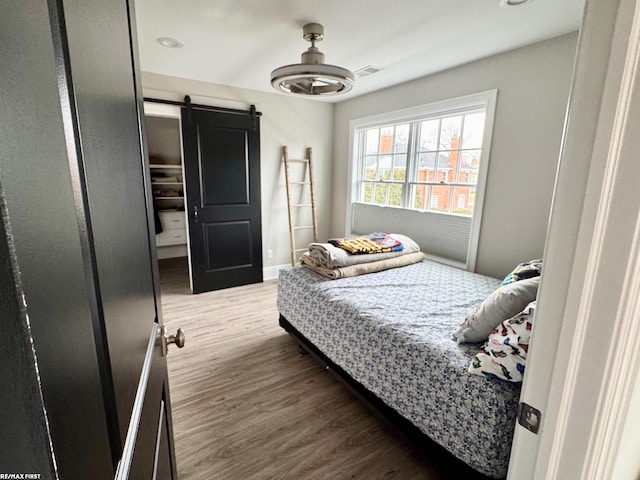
[[283, 146, 318, 265]]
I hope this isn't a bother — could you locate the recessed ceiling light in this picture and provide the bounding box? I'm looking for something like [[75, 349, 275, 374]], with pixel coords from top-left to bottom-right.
[[499, 0, 533, 6], [157, 37, 183, 48]]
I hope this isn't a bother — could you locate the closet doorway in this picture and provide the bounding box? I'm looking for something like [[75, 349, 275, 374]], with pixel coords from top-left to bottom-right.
[[144, 100, 263, 294], [145, 102, 190, 290]]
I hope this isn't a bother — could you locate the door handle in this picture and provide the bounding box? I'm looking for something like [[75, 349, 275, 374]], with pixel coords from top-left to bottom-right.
[[193, 205, 199, 223], [160, 326, 185, 356]]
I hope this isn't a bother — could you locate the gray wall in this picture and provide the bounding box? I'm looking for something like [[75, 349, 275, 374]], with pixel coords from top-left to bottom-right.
[[332, 33, 579, 279], [143, 33, 578, 279], [141, 72, 334, 273]]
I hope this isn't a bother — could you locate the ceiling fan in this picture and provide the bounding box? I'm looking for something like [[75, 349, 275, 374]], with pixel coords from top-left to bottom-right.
[[270, 23, 355, 97]]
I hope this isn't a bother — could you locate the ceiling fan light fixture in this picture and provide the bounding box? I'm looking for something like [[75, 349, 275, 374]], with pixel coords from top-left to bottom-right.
[[270, 23, 354, 96]]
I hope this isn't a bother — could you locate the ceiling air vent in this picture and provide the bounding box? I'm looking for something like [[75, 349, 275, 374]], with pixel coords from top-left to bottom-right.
[[355, 66, 384, 78]]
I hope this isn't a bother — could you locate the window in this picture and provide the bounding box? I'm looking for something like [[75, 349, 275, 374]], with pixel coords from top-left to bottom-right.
[[356, 107, 487, 217], [430, 194, 439, 210], [348, 90, 496, 270]]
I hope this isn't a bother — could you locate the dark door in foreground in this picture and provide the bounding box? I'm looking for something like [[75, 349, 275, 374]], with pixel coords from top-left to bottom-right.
[[0, 0, 178, 477]]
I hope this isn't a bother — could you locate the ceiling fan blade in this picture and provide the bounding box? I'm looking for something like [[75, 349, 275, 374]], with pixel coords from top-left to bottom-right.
[[289, 81, 313, 95]]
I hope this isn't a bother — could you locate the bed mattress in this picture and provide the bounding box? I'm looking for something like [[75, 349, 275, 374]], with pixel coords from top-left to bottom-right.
[[277, 260, 521, 479]]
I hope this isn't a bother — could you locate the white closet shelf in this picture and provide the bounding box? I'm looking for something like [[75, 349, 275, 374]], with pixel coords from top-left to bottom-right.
[[149, 164, 182, 169]]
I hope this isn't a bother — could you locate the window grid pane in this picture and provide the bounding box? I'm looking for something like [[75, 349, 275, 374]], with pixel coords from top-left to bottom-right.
[[389, 184, 403, 206], [357, 109, 484, 215], [373, 183, 387, 205]]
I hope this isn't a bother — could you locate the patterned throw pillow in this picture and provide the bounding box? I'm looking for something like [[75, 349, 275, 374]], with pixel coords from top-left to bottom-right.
[[501, 259, 543, 285], [468, 301, 536, 382], [453, 277, 539, 343]]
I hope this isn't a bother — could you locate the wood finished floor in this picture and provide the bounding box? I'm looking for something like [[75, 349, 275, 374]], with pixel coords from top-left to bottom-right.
[[159, 257, 488, 480]]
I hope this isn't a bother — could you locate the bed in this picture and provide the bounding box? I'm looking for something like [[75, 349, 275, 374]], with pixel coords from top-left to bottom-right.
[[277, 259, 522, 479]]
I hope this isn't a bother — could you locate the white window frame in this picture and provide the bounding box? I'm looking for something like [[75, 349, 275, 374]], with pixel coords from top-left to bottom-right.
[[346, 90, 497, 270]]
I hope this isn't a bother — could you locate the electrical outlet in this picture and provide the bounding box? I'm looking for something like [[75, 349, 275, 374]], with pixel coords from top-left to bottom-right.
[[267, 249, 274, 259]]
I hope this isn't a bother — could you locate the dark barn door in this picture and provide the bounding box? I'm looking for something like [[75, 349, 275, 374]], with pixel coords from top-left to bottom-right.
[[182, 106, 263, 293]]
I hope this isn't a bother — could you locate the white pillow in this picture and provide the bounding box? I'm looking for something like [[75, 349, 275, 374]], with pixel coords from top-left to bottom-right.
[[453, 277, 539, 343]]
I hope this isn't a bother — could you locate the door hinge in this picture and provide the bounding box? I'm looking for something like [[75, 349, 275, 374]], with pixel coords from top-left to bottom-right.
[[518, 402, 541, 434]]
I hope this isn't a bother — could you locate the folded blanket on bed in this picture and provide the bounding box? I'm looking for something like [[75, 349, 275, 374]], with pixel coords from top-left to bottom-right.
[[329, 232, 403, 254], [308, 234, 420, 269], [300, 251, 426, 279]]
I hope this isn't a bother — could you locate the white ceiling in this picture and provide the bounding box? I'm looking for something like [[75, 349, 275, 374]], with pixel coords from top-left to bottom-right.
[[135, 0, 585, 103]]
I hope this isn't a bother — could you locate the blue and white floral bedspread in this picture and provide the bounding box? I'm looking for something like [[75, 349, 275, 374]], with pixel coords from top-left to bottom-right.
[[277, 260, 521, 479]]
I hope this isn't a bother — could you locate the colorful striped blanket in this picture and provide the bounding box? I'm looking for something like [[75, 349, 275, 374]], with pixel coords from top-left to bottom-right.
[[328, 233, 403, 255]]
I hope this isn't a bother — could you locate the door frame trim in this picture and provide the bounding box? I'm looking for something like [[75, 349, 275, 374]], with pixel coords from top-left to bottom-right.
[[143, 102, 194, 292], [152, 399, 166, 479], [543, 0, 640, 476], [114, 324, 157, 480]]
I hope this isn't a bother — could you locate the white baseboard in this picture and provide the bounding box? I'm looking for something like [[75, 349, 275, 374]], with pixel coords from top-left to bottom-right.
[[263, 263, 292, 281]]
